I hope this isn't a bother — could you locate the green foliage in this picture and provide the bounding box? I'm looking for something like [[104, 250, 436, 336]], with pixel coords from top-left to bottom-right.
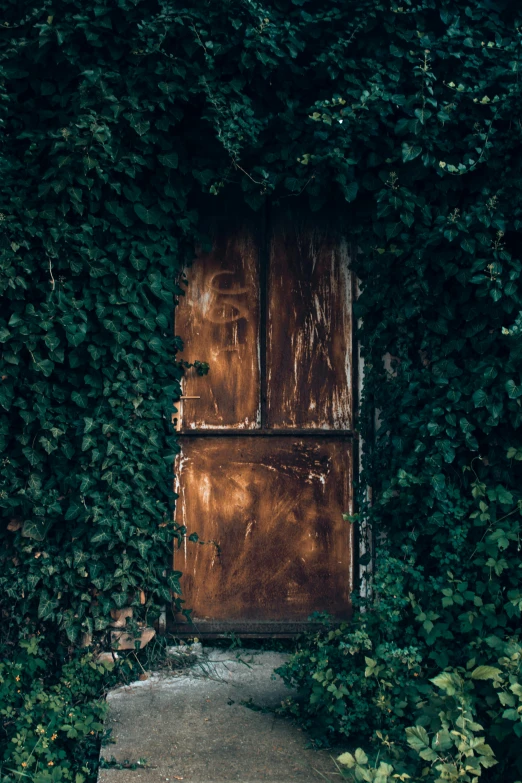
[[1, 0, 522, 780], [278, 620, 426, 742], [264, 1, 522, 781], [282, 609, 522, 781], [0, 637, 128, 783], [0, 0, 239, 641]]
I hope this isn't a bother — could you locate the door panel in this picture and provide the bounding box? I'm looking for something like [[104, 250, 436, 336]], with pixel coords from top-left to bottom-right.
[[267, 213, 353, 429], [175, 216, 261, 429], [174, 437, 353, 623]]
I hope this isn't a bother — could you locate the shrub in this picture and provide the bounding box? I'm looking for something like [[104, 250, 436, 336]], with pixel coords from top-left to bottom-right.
[[0, 636, 129, 783], [278, 472, 522, 782]]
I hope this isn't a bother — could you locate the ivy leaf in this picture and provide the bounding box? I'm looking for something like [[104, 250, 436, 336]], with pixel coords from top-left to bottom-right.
[[444, 227, 458, 241], [135, 539, 151, 557], [148, 336, 164, 353], [65, 501, 82, 521], [106, 201, 133, 227], [406, 725, 430, 752], [460, 237, 476, 254], [130, 116, 150, 136], [28, 474, 41, 493], [66, 324, 87, 347], [39, 436, 56, 454], [32, 358, 54, 377], [496, 486, 513, 505], [337, 752, 355, 768], [38, 591, 59, 620], [71, 390, 89, 408], [344, 181, 358, 202], [472, 389, 489, 407], [158, 152, 179, 169], [130, 254, 148, 271], [112, 592, 128, 608], [471, 666, 502, 680], [83, 417, 96, 434], [414, 107, 431, 124], [430, 672, 458, 694], [402, 143, 422, 162], [22, 447, 41, 466], [354, 749, 368, 765], [22, 519, 51, 541], [505, 379, 522, 399], [432, 729, 452, 752], [81, 435, 96, 451], [431, 473, 446, 492], [134, 203, 163, 226], [90, 529, 110, 545]]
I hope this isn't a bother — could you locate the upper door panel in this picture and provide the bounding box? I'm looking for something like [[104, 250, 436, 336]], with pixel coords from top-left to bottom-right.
[[267, 211, 353, 430], [176, 214, 261, 429]]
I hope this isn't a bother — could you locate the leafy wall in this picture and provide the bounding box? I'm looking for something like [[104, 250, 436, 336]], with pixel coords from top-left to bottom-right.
[[1, 1, 522, 777]]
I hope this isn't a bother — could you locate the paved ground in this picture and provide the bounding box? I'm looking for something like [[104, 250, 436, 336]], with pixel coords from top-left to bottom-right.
[[98, 648, 339, 783]]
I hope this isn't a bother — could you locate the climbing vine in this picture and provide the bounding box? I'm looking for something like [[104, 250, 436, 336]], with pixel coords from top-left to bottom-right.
[[1, 0, 522, 780]]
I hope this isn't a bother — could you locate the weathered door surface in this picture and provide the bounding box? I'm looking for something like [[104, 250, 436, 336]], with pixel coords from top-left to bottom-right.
[[172, 207, 355, 635]]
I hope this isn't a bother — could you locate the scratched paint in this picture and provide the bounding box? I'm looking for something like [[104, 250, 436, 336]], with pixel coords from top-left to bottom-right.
[[175, 214, 261, 429], [172, 209, 355, 632], [267, 212, 353, 429], [173, 438, 353, 623]]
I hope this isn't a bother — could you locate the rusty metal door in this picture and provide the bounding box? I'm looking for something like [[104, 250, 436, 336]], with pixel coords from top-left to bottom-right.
[[172, 206, 355, 635]]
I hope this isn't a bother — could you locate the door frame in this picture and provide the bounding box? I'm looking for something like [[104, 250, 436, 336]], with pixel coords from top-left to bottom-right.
[[169, 201, 362, 637]]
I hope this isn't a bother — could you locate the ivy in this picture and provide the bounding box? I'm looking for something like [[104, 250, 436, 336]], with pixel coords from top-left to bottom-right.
[[2, 0, 522, 779], [0, 637, 132, 783], [0, 0, 251, 642]]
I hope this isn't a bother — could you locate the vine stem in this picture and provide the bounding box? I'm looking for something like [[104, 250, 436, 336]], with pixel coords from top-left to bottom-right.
[[231, 158, 266, 186], [48, 257, 55, 291], [468, 507, 520, 561]]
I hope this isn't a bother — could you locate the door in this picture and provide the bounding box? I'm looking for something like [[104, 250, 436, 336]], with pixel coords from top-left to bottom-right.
[[171, 206, 355, 635]]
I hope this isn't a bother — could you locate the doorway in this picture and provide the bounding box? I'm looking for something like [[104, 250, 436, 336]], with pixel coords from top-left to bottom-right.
[[171, 206, 356, 635]]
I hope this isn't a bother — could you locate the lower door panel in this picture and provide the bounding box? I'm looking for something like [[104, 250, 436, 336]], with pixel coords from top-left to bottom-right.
[[170, 437, 353, 634]]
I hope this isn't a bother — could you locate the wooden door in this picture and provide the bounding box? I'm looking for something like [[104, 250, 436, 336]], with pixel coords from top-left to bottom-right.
[[172, 207, 355, 635]]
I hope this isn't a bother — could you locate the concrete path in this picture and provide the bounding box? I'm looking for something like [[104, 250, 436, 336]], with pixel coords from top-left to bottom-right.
[[98, 649, 338, 783]]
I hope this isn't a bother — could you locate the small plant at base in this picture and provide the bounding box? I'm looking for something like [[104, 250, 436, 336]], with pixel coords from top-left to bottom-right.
[[0, 636, 132, 783]]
